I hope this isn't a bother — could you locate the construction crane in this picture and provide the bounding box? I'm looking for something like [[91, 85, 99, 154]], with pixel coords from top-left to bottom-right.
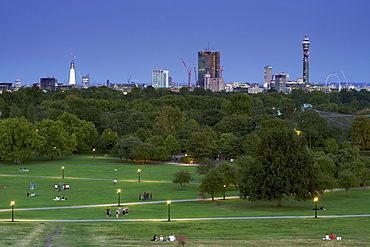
[[340, 69, 348, 89], [193, 67, 198, 87], [181, 58, 192, 90]]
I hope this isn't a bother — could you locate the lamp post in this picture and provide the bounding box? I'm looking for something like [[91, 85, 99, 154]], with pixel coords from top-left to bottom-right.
[[93, 148, 96, 158], [10, 201, 15, 222], [223, 184, 226, 200], [184, 154, 188, 164], [137, 169, 141, 182], [117, 189, 121, 207], [61, 166, 65, 179], [167, 200, 171, 221], [314, 197, 319, 218]]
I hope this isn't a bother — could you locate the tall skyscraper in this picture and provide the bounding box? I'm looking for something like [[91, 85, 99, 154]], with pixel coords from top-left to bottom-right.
[[82, 74, 90, 88], [68, 60, 76, 85], [152, 69, 169, 88], [198, 50, 220, 88], [263, 66, 273, 88], [302, 34, 310, 84]]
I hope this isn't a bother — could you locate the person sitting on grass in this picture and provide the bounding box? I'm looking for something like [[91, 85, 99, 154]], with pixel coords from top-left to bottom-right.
[[323, 234, 330, 240], [53, 196, 60, 201], [168, 234, 176, 241], [151, 234, 158, 241]]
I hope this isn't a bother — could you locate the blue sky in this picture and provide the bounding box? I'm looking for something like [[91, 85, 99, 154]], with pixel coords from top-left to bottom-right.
[[1, 0, 369, 86]]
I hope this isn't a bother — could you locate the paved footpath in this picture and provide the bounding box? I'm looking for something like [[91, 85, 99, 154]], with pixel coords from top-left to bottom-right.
[[1, 196, 370, 222]]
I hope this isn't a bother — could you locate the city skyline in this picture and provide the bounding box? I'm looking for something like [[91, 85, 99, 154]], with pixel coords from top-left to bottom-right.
[[1, 0, 370, 86]]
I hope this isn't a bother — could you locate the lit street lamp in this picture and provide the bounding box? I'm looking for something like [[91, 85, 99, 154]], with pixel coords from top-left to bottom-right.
[[184, 154, 188, 164], [10, 201, 15, 222], [167, 200, 171, 221], [313, 197, 319, 218], [137, 169, 141, 182], [61, 166, 65, 179], [117, 189, 121, 207], [223, 184, 226, 200], [93, 148, 96, 158]]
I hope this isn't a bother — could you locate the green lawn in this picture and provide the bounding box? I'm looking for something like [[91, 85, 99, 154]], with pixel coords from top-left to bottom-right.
[[1, 154, 370, 246], [1, 218, 370, 246]]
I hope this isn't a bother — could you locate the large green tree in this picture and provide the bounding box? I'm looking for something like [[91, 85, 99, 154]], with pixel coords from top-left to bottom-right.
[[112, 136, 142, 161], [239, 127, 318, 206], [216, 162, 241, 187], [226, 93, 253, 116], [314, 154, 337, 198], [295, 110, 328, 147], [58, 112, 98, 151], [165, 134, 181, 155], [131, 142, 154, 164], [347, 116, 370, 148], [337, 170, 358, 196], [200, 169, 227, 202], [0, 117, 44, 164], [186, 128, 218, 158], [36, 119, 77, 159], [98, 128, 119, 150]]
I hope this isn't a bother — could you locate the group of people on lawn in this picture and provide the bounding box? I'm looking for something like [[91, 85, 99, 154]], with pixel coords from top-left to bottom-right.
[[323, 234, 341, 240], [24, 182, 70, 200], [151, 233, 177, 242], [54, 184, 70, 191], [106, 207, 129, 218], [152, 233, 186, 245], [139, 192, 152, 200], [53, 196, 68, 201]]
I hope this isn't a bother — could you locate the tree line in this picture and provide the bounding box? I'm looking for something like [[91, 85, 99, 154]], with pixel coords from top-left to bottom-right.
[[2, 85, 370, 206]]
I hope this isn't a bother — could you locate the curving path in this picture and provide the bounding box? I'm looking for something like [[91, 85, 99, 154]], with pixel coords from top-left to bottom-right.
[[1, 196, 370, 222]]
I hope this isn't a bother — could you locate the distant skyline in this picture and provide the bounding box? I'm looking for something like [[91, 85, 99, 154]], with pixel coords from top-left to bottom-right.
[[1, 0, 370, 86]]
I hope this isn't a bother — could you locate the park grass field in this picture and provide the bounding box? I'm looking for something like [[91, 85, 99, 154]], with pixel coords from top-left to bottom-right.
[[1, 154, 370, 246], [1, 218, 370, 246]]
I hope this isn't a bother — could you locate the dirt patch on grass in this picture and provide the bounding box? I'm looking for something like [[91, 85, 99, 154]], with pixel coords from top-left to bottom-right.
[[45, 224, 62, 247]]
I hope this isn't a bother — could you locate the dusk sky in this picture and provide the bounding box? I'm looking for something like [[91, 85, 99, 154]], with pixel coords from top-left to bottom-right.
[[1, 0, 369, 86]]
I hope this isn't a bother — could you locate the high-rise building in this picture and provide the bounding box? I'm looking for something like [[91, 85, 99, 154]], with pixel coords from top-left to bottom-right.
[[68, 60, 76, 85], [198, 50, 220, 88], [40, 77, 56, 91], [82, 74, 90, 88], [204, 74, 225, 92], [152, 69, 169, 88], [302, 34, 310, 84], [274, 73, 290, 93], [264, 66, 273, 88]]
